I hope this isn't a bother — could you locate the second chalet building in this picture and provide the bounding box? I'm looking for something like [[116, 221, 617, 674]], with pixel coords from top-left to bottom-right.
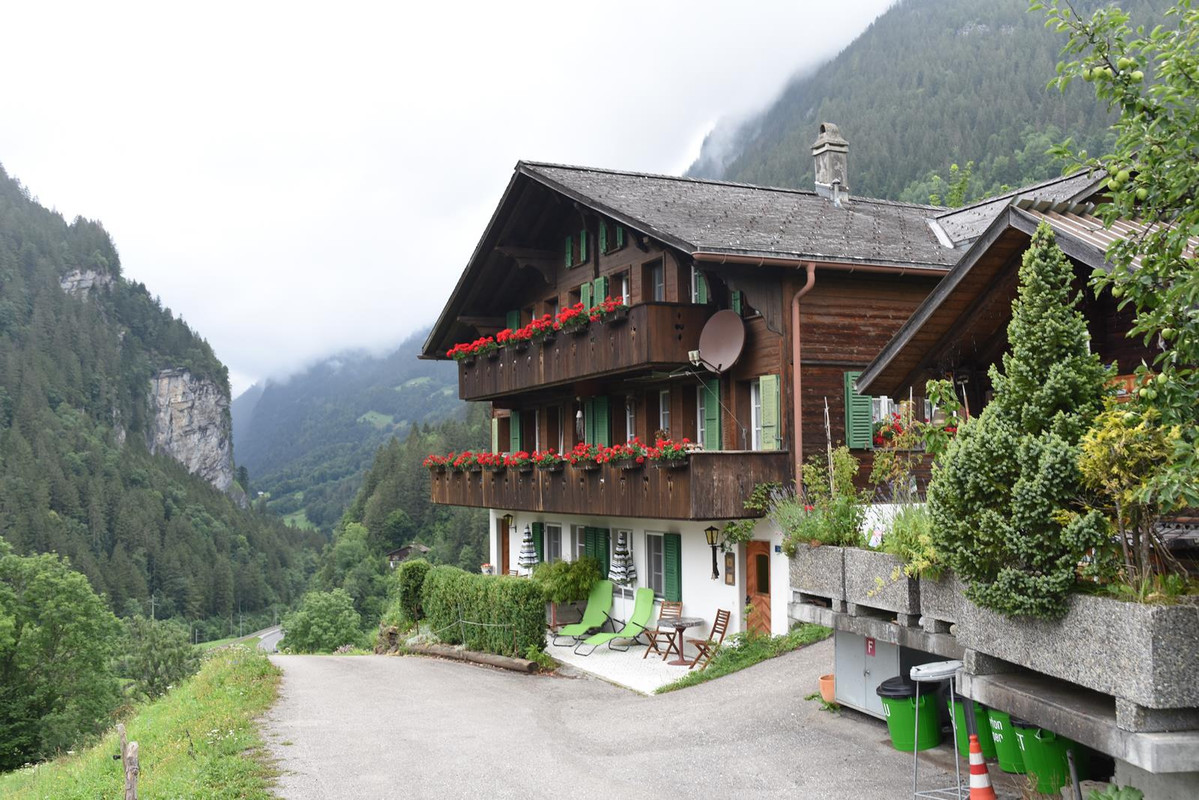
[[421, 124, 1101, 638]]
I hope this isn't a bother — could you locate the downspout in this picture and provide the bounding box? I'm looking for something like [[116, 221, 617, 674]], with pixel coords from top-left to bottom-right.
[[791, 262, 817, 489]]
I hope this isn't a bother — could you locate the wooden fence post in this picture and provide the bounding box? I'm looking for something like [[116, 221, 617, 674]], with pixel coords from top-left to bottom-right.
[[124, 741, 139, 800]]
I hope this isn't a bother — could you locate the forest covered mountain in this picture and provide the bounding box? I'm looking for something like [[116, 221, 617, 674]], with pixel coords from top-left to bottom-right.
[[0, 164, 320, 634], [687, 0, 1164, 203], [231, 333, 463, 532]]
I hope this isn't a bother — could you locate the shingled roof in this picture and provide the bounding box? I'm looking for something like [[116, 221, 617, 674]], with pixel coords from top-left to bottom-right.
[[521, 162, 959, 269]]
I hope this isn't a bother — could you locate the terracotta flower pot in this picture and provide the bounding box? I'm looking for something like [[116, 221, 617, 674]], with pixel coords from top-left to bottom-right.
[[819, 673, 836, 704]]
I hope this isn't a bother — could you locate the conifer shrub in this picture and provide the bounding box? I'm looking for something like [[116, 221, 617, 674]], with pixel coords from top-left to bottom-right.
[[421, 566, 546, 656], [927, 222, 1109, 618]]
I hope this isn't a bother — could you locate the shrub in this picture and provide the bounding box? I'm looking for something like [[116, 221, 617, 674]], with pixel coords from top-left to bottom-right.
[[879, 504, 940, 579], [928, 223, 1109, 618], [776, 447, 865, 554], [280, 589, 362, 653], [395, 558, 431, 622], [531, 556, 601, 604], [422, 566, 547, 656], [120, 616, 200, 701]]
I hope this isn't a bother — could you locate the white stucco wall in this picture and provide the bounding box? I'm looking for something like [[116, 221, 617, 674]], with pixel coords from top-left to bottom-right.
[[488, 509, 791, 638]]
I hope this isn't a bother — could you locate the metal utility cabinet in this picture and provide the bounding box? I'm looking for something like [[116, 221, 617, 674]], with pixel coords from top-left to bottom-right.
[[834, 629, 938, 719]]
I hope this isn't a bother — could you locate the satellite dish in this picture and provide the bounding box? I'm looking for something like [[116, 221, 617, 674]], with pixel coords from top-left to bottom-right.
[[694, 310, 745, 373]]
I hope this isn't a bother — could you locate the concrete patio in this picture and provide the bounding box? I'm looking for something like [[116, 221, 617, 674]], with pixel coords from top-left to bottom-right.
[[546, 629, 694, 694]]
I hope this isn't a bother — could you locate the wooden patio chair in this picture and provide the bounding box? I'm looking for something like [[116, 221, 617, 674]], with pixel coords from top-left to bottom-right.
[[642, 600, 683, 660], [686, 608, 731, 671]]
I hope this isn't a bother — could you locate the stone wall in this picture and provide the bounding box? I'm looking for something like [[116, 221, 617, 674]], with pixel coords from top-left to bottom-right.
[[146, 368, 234, 492]]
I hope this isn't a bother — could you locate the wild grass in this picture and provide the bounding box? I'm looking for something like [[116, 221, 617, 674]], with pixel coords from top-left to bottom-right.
[[0, 645, 280, 799], [657, 623, 832, 693]]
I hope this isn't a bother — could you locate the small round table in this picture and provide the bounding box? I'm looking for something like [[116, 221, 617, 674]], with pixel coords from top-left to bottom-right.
[[663, 616, 704, 666]]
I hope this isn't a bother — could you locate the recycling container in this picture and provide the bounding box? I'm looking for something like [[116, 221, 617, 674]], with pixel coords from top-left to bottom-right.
[[948, 697, 996, 759], [1012, 718, 1086, 794], [985, 709, 1026, 774], [876, 676, 941, 752]]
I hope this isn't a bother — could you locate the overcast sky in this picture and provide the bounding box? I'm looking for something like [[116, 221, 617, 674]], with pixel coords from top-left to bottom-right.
[[2, 1, 894, 396]]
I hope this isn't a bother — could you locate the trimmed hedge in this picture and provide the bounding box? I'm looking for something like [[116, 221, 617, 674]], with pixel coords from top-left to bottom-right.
[[422, 565, 547, 656], [396, 558, 432, 622]]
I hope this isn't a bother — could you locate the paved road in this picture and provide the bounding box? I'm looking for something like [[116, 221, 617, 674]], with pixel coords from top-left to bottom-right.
[[263, 639, 996, 799], [258, 626, 283, 653]]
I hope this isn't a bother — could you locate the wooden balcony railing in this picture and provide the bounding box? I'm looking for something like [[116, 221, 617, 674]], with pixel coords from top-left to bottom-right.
[[429, 450, 792, 521], [457, 303, 712, 402]]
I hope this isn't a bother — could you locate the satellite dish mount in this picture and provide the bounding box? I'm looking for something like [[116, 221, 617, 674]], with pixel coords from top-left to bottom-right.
[[690, 310, 746, 374]]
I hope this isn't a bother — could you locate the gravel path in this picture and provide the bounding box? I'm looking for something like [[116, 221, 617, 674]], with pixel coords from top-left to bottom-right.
[[263, 639, 982, 799]]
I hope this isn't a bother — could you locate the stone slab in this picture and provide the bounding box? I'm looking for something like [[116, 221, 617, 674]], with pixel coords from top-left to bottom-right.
[[920, 573, 966, 625], [843, 548, 919, 615], [956, 593, 1199, 709], [788, 544, 845, 602]]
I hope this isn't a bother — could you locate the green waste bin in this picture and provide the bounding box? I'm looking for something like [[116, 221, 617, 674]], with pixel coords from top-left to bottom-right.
[[947, 697, 996, 759], [1012, 718, 1086, 794], [876, 676, 941, 752], [985, 709, 1025, 774]]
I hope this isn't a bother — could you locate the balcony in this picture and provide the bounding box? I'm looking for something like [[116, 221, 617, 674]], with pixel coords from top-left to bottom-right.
[[429, 450, 792, 520], [457, 303, 712, 402]]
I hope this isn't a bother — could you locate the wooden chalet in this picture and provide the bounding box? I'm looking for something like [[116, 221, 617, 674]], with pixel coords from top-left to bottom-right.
[[420, 123, 1107, 637]]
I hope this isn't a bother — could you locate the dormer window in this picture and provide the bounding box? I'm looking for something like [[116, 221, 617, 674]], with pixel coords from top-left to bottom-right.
[[599, 220, 626, 254], [564, 229, 588, 268]]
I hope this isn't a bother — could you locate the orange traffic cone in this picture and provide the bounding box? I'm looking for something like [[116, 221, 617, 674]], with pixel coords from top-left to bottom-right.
[[968, 733, 997, 800]]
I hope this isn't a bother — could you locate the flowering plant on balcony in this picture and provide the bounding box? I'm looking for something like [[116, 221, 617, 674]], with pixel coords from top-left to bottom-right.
[[446, 335, 497, 361], [476, 451, 507, 470], [567, 441, 604, 466], [522, 314, 556, 342], [449, 450, 481, 471], [495, 326, 532, 349], [588, 296, 629, 322], [423, 454, 449, 471], [531, 449, 564, 468], [504, 450, 534, 470], [872, 413, 908, 447], [555, 302, 589, 333], [606, 438, 650, 465], [647, 437, 691, 464]]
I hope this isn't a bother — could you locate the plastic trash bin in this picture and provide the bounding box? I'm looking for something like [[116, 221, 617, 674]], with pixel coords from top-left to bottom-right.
[[985, 709, 1026, 774], [1012, 718, 1086, 794], [876, 676, 941, 752], [948, 697, 996, 759]]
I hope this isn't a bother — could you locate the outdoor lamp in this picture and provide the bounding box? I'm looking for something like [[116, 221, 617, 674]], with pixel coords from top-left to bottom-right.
[[705, 525, 720, 580], [501, 513, 514, 529]]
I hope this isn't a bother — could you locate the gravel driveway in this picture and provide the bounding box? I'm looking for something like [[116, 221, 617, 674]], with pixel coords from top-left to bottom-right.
[[264, 639, 968, 799]]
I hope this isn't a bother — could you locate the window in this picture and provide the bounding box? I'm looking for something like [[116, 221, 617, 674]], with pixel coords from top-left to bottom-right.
[[750, 376, 780, 451], [555, 406, 564, 453], [696, 386, 706, 447], [658, 389, 671, 435], [564, 229, 588, 268], [618, 272, 630, 305], [750, 381, 763, 449], [546, 524, 562, 564], [646, 260, 665, 302], [697, 377, 721, 450], [690, 266, 709, 304], [544, 296, 559, 319], [533, 408, 542, 452], [573, 525, 586, 560], [582, 527, 610, 576], [584, 397, 610, 446], [600, 220, 626, 254], [625, 397, 636, 442], [646, 534, 665, 596]]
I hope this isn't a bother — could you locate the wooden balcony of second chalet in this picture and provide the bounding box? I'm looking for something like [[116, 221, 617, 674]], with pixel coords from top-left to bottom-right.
[[457, 302, 712, 402], [429, 450, 792, 521]]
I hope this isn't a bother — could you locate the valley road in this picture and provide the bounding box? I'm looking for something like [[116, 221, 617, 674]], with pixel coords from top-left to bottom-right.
[[264, 639, 978, 799]]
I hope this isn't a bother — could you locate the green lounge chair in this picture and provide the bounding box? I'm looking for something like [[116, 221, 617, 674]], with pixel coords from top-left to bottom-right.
[[551, 579, 614, 647], [574, 587, 655, 656]]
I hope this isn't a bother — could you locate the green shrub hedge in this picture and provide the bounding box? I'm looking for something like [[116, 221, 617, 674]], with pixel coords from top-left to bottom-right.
[[422, 566, 546, 656], [396, 558, 431, 622]]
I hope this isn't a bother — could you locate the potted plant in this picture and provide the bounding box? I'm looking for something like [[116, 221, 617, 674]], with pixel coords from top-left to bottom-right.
[[477, 451, 505, 473], [422, 454, 448, 473], [555, 302, 589, 336], [568, 441, 603, 471], [609, 438, 649, 469], [648, 437, 691, 469], [505, 450, 534, 473], [532, 449, 564, 472], [589, 296, 629, 324]]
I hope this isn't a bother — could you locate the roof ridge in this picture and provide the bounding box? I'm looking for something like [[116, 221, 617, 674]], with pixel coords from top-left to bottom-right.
[[518, 160, 946, 212], [935, 168, 1100, 220]]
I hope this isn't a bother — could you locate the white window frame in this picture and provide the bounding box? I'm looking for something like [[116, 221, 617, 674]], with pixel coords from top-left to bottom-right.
[[658, 389, 671, 434], [645, 532, 665, 597], [750, 379, 763, 450], [573, 524, 586, 561], [625, 397, 636, 442], [690, 265, 701, 303], [533, 408, 541, 452], [696, 385, 706, 446], [546, 524, 562, 564], [556, 406, 565, 453], [620, 273, 630, 305], [651, 263, 665, 302]]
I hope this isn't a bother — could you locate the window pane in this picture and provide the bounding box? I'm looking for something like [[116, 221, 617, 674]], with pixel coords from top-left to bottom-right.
[[751, 381, 763, 449], [647, 534, 664, 595], [659, 389, 670, 433], [755, 553, 770, 594], [547, 525, 561, 563]]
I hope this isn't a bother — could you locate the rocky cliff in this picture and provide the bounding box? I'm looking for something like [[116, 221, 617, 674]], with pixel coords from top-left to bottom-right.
[[146, 368, 235, 492]]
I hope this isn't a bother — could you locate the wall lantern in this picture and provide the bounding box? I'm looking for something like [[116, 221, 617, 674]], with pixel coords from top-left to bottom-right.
[[501, 513, 514, 530], [705, 525, 720, 580]]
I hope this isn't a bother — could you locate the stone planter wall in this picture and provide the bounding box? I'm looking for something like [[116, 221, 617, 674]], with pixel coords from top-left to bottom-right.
[[956, 592, 1199, 710], [789, 545, 845, 604], [920, 573, 966, 626], [843, 548, 920, 617]]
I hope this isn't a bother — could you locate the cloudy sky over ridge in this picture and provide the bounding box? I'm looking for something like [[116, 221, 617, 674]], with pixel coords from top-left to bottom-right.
[[1, 0, 893, 395]]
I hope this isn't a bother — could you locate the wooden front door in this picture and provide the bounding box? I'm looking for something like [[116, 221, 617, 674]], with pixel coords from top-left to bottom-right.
[[500, 519, 510, 576], [746, 540, 771, 635]]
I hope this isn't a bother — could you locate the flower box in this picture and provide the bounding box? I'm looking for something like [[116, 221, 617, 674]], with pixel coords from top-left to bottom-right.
[[843, 548, 920, 616], [955, 592, 1199, 710], [789, 544, 846, 604], [516, 463, 534, 473], [537, 462, 563, 473], [572, 460, 601, 472], [566, 323, 589, 337], [614, 458, 644, 470], [653, 459, 689, 470]]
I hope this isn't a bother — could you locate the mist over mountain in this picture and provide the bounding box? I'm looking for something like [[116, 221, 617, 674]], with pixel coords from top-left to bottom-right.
[[232, 331, 463, 532], [686, 0, 1164, 202]]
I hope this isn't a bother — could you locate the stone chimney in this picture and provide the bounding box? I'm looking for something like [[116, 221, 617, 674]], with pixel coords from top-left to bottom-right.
[[812, 122, 849, 204]]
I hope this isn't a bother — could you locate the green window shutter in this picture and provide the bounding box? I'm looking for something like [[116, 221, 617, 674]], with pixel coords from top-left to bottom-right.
[[844, 371, 873, 450], [593, 276, 608, 303], [491, 417, 499, 452], [702, 377, 721, 451], [594, 396, 610, 447], [760, 374, 780, 451], [616, 225, 625, 248], [565, 235, 573, 268], [506, 309, 520, 330], [664, 533, 682, 602], [599, 221, 608, 254], [578, 229, 588, 262], [532, 522, 544, 562], [584, 527, 610, 577], [696, 272, 709, 304], [584, 398, 595, 444], [731, 290, 743, 315], [580, 281, 592, 310], [509, 410, 522, 453]]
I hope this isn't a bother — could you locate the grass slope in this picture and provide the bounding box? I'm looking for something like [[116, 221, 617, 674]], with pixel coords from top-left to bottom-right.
[[0, 646, 280, 799], [657, 623, 832, 693]]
